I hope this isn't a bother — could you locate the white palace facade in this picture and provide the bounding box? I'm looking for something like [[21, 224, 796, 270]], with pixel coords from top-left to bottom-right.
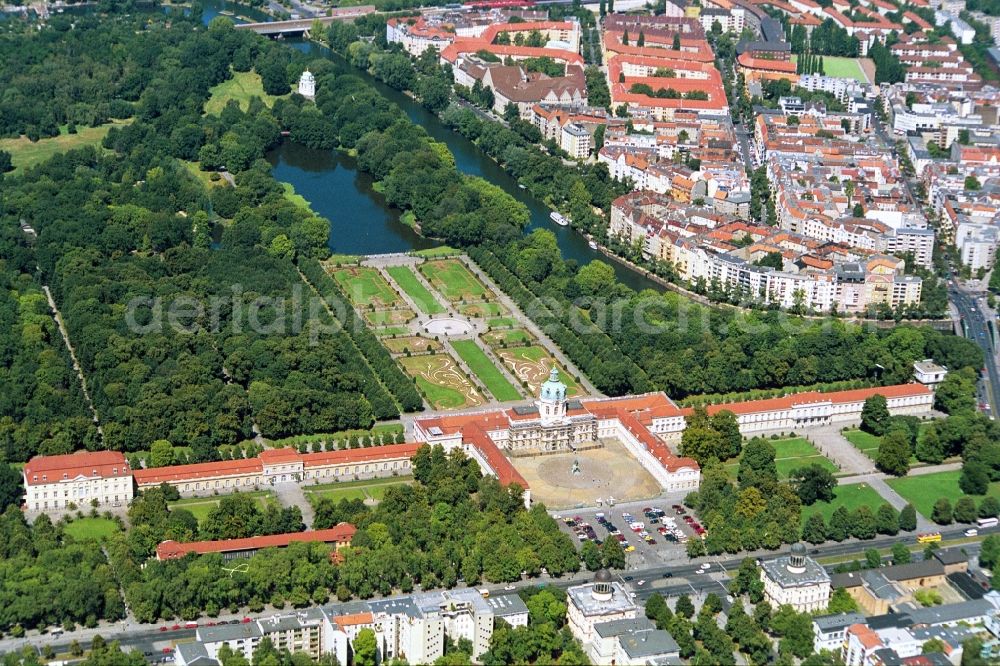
[[23, 365, 938, 514]]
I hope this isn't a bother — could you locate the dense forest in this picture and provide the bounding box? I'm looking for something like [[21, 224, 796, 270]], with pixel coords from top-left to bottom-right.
[[0, 14, 433, 460], [0, 508, 125, 633], [0, 15, 137, 139], [109, 446, 584, 622], [0, 226, 97, 463]]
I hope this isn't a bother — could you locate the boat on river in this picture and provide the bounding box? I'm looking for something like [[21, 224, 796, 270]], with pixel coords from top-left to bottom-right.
[[550, 212, 570, 227]]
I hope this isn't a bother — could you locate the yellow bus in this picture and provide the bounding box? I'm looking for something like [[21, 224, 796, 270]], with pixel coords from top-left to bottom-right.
[[917, 532, 942, 544]]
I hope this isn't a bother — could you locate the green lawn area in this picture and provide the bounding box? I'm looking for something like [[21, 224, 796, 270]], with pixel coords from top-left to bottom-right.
[[169, 491, 275, 525], [281, 182, 319, 217], [791, 55, 868, 83], [63, 517, 120, 541], [205, 71, 282, 115], [412, 246, 460, 258], [399, 353, 485, 410], [801, 483, 888, 527], [0, 121, 129, 173], [459, 302, 508, 318], [845, 429, 881, 457], [376, 326, 410, 337], [181, 160, 227, 189], [483, 328, 534, 347], [385, 265, 446, 315], [305, 477, 411, 504], [451, 339, 522, 401], [845, 424, 935, 465], [332, 266, 403, 309], [888, 470, 1000, 518], [419, 259, 490, 302], [724, 437, 838, 480], [496, 345, 582, 397], [488, 317, 519, 328]]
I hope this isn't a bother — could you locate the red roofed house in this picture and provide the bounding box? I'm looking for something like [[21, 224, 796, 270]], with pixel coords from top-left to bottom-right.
[[156, 523, 357, 561], [23, 450, 133, 512]]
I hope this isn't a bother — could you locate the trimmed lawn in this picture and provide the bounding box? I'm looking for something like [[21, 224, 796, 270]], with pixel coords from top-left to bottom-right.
[[487, 317, 519, 328], [725, 437, 839, 480], [385, 266, 446, 315], [307, 487, 367, 503], [305, 477, 411, 504], [205, 71, 281, 115], [419, 259, 490, 302], [459, 302, 508, 318], [384, 336, 442, 354], [399, 353, 485, 410], [64, 517, 120, 541], [0, 121, 128, 173], [821, 56, 868, 83], [845, 429, 881, 457], [451, 339, 522, 401], [887, 471, 1000, 519], [170, 491, 275, 525], [483, 328, 535, 348], [801, 483, 888, 527], [376, 326, 410, 337], [412, 246, 460, 258], [496, 345, 582, 397], [363, 308, 415, 326], [332, 266, 403, 309], [791, 55, 868, 83], [845, 424, 935, 465], [773, 437, 823, 458]]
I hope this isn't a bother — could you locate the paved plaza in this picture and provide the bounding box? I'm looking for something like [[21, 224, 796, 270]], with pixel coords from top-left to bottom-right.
[[511, 439, 663, 509]]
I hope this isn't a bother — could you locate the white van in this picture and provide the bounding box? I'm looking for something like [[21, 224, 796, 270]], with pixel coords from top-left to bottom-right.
[[965, 528, 979, 537]]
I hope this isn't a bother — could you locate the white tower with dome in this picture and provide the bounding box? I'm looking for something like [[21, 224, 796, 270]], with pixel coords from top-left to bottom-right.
[[536, 366, 568, 425], [298, 70, 316, 99]]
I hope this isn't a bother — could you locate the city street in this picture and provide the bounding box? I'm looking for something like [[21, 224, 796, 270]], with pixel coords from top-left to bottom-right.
[[950, 282, 998, 418]]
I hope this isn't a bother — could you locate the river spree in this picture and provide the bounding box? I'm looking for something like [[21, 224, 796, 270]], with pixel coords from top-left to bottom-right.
[[201, 1, 662, 292]]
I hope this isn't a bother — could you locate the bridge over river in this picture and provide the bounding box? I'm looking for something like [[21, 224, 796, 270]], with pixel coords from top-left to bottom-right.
[[234, 6, 375, 35]]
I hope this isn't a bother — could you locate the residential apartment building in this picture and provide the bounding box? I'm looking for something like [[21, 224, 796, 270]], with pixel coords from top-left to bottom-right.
[[23, 450, 133, 511], [177, 590, 530, 666], [567, 571, 639, 648]]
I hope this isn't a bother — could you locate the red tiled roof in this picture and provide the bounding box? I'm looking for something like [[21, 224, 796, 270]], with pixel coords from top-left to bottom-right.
[[681, 383, 930, 417], [155, 524, 357, 560], [465, 422, 530, 489], [849, 623, 883, 650], [24, 450, 129, 486], [302, 443, 422, 468], [133, 458, 263, 486], [332, 612, 374, 626], [135, 444, 421, 486], [259, 448, 300, 462], [737, 54, 798, 73]]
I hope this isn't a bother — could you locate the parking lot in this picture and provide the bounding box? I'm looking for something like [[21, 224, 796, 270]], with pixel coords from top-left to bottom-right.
[[554, 500, 705, 568]]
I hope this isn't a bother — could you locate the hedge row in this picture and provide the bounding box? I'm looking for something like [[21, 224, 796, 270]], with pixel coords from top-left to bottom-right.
[[299, 258, 424, 413]]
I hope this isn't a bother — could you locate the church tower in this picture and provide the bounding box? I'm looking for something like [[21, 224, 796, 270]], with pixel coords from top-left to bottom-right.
[[536, 366, 568, 425]]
